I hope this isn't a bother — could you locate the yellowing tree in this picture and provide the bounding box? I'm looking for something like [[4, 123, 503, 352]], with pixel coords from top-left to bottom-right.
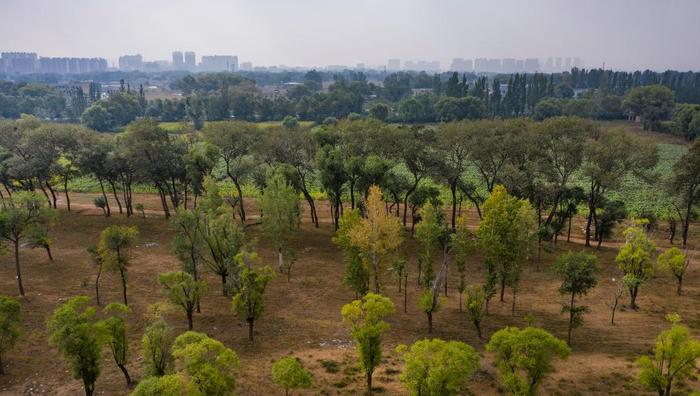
[[349, 186, 403, 293]]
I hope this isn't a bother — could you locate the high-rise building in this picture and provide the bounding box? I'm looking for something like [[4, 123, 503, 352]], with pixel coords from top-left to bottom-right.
[[184, 51, 196, 69], [555, 57, 563, 71], [474, 58, 488, 72], [501, 58, 516, 73], [573, 57, 584, 69], [524, 58, 540, 73], [545, 57, 554, 72], [239, 61, 253, 71], [564, 57, 572, 70], [1, 52, 38, 73], [172, 51, 184, 69], [200, 55, 238, 72], [38, 57, 107, 74], [387, 58, 401, 71], [450, 58, 472, 72], [486, 59, 501, 73], [118, 54, 143, 71]]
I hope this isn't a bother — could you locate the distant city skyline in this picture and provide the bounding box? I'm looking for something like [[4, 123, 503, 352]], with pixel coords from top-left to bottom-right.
[[2, 0, 699, 72]]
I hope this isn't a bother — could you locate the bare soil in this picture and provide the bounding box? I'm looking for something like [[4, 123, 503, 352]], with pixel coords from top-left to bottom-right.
[[1, 193, 699, 395]]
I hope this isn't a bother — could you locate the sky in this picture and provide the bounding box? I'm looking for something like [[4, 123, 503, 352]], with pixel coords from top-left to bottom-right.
[[1, 0, 699, 71]]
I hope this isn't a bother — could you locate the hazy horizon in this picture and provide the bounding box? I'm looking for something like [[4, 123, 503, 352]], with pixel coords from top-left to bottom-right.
[[2, 0, 699, 72]]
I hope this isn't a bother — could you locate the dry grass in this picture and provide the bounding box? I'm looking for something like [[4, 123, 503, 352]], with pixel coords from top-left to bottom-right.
[[1, 194, 699, 395]]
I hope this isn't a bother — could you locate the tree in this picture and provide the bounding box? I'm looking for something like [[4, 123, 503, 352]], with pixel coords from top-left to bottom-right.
[[669, 139, 700, 247], [486, 326, 571, 396], [637, 314, 700, 396], [261, 171, 300, 274], [533, 98, 563, 120], [341, 293, 395, 395], [170, 209, 206, 312], [141, 318, 175, 377], [414, 202, 444, 286], [369, 103, 389, 121], [131, 373, 193, 395], [231, 251, 276, 341], [396, 338, 480, 396], [159, 271, 208, 330], [316, 145, 348, 229], [616, 226, 656, 310], [465, 285, 487, 339], [97, 225, 138, 305], [623, 85, 674, 131], [0, 191, 56, 295], [582, 129, 657, 246], [348, 186, 403, 292], [418, 289, 442, 334], [452, 215, 476, 311], [171, 331, 240, 396], [553, 251, 598, 345], [0, 295, 20, 375], [334, 209, 369, 297], [271, 356, 314, 396], [97, 303, 132, 387], [47, 296, 105, 396], [476, 185, 536, 313], [657, 247, 690, 295]]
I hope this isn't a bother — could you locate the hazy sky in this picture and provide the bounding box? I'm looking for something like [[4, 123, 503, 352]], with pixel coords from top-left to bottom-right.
[[2, 0, 699, 71]]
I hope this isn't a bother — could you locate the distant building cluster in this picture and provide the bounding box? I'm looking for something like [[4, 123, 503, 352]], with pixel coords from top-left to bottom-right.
[[118, 51, 240, 72], [0, 52, 107, 74], [387, 57, 585, 74]]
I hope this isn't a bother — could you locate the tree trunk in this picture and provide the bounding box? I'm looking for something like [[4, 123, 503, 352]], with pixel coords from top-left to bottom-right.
[[676, 275, 683, 295], [95, 264, 102, 306], [109, 181, 123, 214], [366, 370, 373, 396], [499, 276, 506, 303], [119, 269, 128, 306], [45, 180, 58, 209], [83, 380, 94, 396], [117, 363, 132, 388], [404, 273, 408, 314], [221, 274, 227, 296], [427, 312, 433, 334], [63, 176, 71, 212], [187, 310, 193, 330], [450, 182, 458, 232], [247, 319, 254, 341], [511, 287, 517, 316], [475, 320, 482, 339], [567, 214, 573, 242], [45, 245, 53, 261], [233, 177, 246, 222], [278, 249, 284, 273], [98, 179, 110, 217], [14, 240, 24, 296], [567, 291, 575, 345], [629, 286, 638, 310]]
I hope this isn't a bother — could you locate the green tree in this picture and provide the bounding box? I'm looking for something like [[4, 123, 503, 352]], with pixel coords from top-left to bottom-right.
[[553, 251, 598, 345], [171, 331, 240, 396], [623, 85, 675, 131], [158, 271, 208, 330], [616, 226, 656, 309], [465, 285, 487, 339], [231, 251, 276, 341], [533, 98, 563, 121], [98, 303, 132, 387], [261, 171, 300, 274], [486, 326, 571, 396], [476, 185, 536, 314], [131, 373, 193, 395], [657, 247, 689, 295], [418, 289, 442, 334], [452, 215, 476, 311], [669, 139, 700, 247], [0, 191, 57, 296], [141, 318, 175, 377], [341, 292, 395, 395], [98, 225, 138, 305], [0, 295, 20, 375], [396, 338, 480, 396], [368, 103, 389, 121], [333, 209, 369, 297], [637, 314, 700, 396], [414, 202, 444, 286], [170, 209, 206, 311], [271, 356, 314, 396], [47, 296, 105, 396]]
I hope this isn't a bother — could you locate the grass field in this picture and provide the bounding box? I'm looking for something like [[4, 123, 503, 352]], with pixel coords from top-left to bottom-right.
[[0, 191, 699, 395]]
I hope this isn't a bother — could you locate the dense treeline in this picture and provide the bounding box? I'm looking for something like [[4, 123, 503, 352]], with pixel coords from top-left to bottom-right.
[[0, 115, 697, 248], [2, 68, 700, 137]]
